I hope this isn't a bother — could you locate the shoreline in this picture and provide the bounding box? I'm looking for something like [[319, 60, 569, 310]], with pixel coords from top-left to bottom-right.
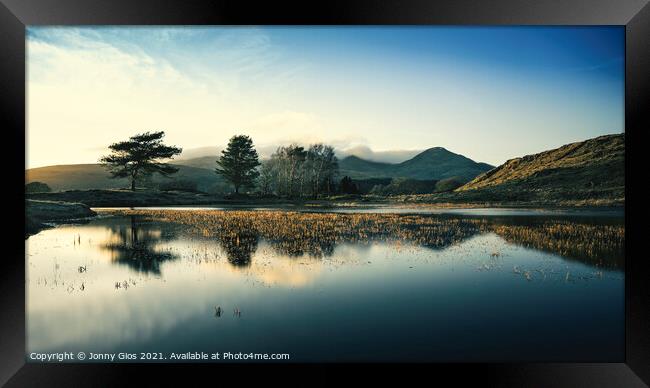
[[26, 199, 96, 238], [25, 189, 624, 238], [26, 189, 624, 209]]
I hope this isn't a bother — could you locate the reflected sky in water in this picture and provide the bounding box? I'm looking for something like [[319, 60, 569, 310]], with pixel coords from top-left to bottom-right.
[[26, 211, 624, 362]]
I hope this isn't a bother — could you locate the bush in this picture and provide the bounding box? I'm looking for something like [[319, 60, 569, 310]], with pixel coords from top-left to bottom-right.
[[338, 176, 359, 194], [26, 181, 51, 193], [206, 181, 237, 195], [158, 179, 200, 193], [435, 177, 464, 192], [370, 178, 437, 195], [354, 178, 392, 194]]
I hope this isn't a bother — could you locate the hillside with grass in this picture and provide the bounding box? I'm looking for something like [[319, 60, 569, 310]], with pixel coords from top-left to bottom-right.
[[26, 163, 228, 193], [425, 133, 625, 206], [174, 155, 219, 170]]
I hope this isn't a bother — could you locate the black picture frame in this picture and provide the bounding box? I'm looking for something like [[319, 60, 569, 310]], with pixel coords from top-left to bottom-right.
[[2, 0, 649, 385]]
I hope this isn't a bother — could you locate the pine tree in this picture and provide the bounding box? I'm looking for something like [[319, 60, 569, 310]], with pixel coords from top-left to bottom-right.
[[99, 131, 182, 191], [216, 135, 261, 194]]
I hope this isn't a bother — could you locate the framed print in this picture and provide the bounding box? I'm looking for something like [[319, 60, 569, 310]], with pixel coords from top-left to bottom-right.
[[2, 0, 649, 386]]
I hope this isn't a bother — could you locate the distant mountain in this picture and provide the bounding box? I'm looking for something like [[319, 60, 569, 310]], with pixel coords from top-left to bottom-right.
[[177, 146, 222, 160], [178, 144, 423, 166], [339, 147, 494, 182], [335, 146, 422, 164], [174, 156, 219, 170], [25, 163, 226, 193], [455, 134, 624, 204], [396, 147, 494, 181], [338, 155, 393, 175]]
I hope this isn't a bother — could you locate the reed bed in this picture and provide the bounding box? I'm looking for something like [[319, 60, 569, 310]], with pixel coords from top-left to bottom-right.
[[492, 221, 624, 269], [106, 210, 485, 257], [101, 209, 624, 268]]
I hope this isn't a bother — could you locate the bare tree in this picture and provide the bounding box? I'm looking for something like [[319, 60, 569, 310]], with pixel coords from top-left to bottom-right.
[[264, 143, 338, 198]]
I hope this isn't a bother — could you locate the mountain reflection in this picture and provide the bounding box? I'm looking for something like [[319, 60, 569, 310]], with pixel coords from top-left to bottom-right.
[[101, 216, 178, 274]]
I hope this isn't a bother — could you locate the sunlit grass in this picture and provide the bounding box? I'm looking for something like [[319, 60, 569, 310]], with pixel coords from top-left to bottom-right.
[[492, 221, 624, 269], [99, 209, 624, 270], [105, 210, 485, 258]]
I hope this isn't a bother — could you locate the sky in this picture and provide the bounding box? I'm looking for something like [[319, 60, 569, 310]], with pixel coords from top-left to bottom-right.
[[26, 26, 624, 168]]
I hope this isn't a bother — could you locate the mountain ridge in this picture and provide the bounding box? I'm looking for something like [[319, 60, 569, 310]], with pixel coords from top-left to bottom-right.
[[173, 146, 495, 183], [339, 146, 494, 182]]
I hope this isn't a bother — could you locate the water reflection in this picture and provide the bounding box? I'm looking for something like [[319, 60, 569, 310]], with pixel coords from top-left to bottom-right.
[[105, 210, 624, 270], [26, 209, 625, 361], [220, 232, 259, 268], [491, 218, 625, 269], [101, 216, 179, 274]]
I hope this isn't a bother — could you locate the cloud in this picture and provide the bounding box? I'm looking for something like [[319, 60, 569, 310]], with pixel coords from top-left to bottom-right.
[[178, 146, 223, 160], [180, 142, 423, 164], [26, 27, 623, 169], [27, 30, 233, 168], [336, 146, 423, 164], [26, 27, 316, 168]]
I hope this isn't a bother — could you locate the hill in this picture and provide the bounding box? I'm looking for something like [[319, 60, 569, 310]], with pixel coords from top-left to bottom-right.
[[339, 147, 493, 182], [338, 155, 394, 177], [437, 134, 624, 205], [174, 155, 219, 170], [25, 163, 228, 193], [397, 147, 494, 181]]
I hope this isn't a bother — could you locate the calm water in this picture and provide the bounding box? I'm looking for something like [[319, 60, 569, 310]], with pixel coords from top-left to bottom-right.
[[26, 208, 625, 362]]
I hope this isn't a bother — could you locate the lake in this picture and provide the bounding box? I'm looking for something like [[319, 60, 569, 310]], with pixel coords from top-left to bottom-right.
[[26, 207, 625, 362]]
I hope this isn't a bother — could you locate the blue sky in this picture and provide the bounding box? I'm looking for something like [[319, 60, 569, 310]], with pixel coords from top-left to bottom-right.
[[27, 26, 624, 168]]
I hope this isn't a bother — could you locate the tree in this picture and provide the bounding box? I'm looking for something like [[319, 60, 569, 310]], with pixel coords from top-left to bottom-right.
[[339, 176, 359, 194], [284, 145, 307, 197], [435, 177, 464, 192], [306, 144, 338, 198], [369, 178, 437, 195], [262, 143, 339, 198], [99, 131, 182, 191], [216, 135, 261, 194], [319, 145, 338, 196], [26, 181, 51, 193], [258, 159, 277, 196]]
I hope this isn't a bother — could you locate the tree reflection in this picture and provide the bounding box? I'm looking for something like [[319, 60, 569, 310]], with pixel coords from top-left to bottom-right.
[[185, 212, 484, 264], [220, 232, 259, 268], [266, 238, 336, 258], [103, 210, 625, 271], [102, 216, 178, 274]]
